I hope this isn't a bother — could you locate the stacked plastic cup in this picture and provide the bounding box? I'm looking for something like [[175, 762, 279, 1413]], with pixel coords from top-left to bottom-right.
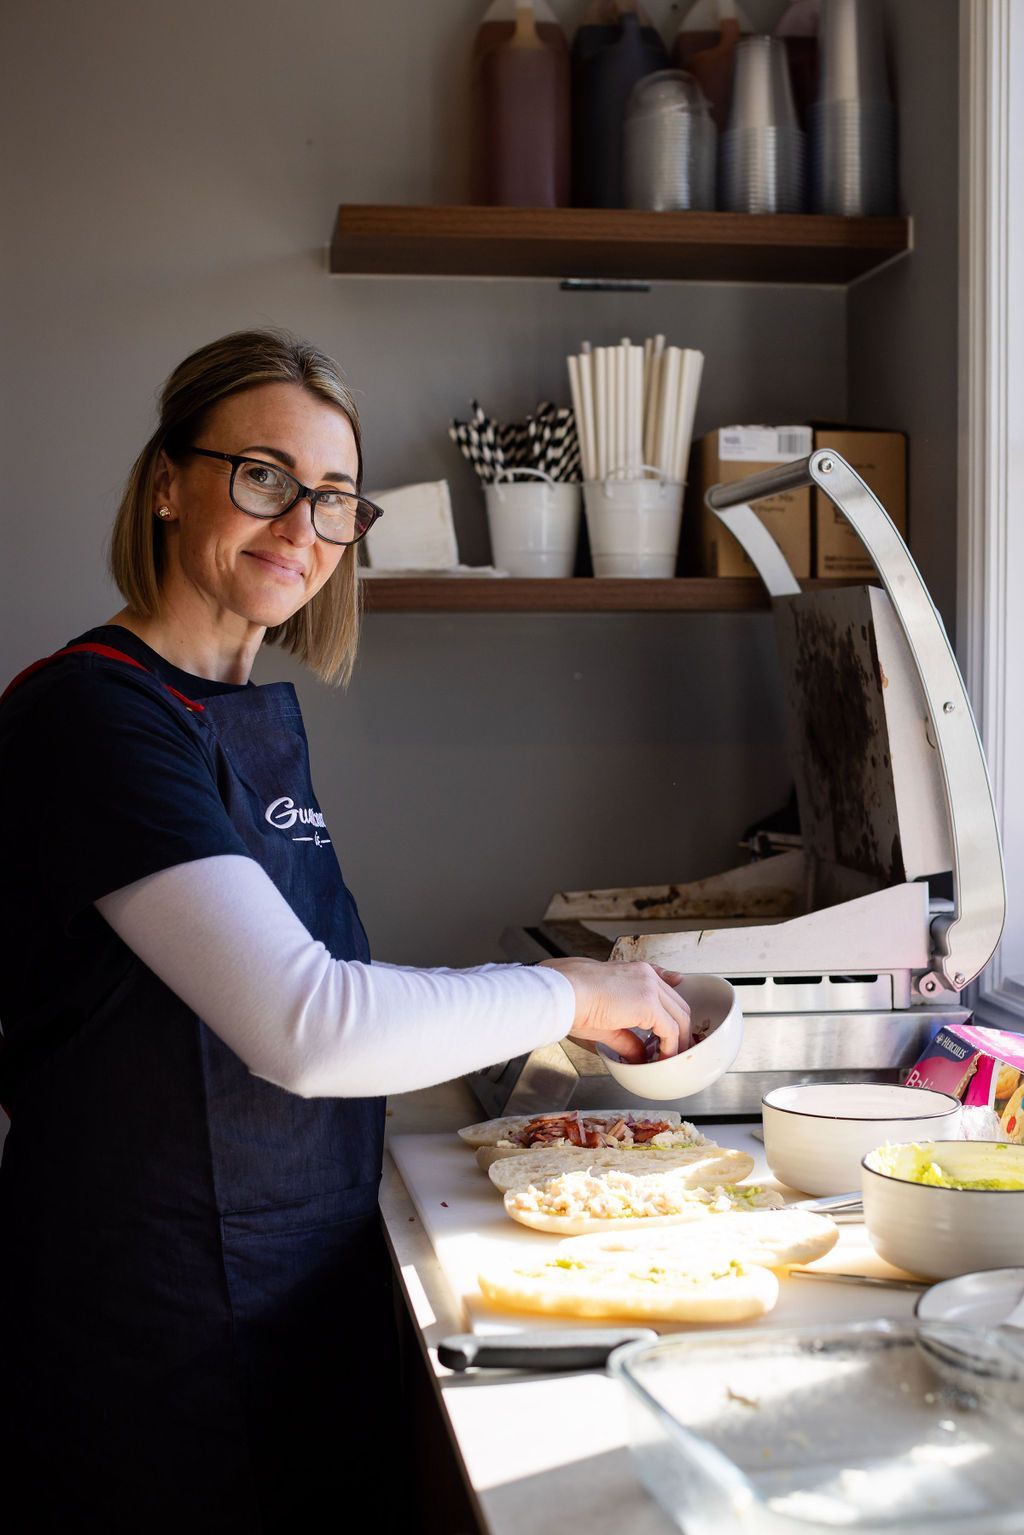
[[624, 70, 717, 212], [810, 0, 897, 216], [720, 37, 805, 215]]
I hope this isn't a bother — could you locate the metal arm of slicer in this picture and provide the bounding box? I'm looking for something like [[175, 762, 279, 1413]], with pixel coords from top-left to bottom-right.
[[705, 450, 1006, 994]]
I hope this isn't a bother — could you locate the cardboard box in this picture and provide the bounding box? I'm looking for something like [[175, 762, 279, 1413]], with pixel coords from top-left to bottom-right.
[[813, 428, 907, 579], [692, 426, 813, 579], [904, 1022, 1024, 1139]]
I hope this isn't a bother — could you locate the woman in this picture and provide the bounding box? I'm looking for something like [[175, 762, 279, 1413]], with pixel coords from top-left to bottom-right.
[[0, 330, 690, 1531]]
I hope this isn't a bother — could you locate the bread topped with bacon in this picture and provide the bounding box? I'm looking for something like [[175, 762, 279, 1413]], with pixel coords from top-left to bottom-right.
[[458, 1110, 705, 1171]]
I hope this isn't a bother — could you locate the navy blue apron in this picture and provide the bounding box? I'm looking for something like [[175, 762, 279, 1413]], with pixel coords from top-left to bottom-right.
[[0, 646, 394, 1532]]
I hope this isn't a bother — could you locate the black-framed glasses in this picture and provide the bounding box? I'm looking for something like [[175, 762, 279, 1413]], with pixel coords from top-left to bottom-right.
[[187, 447, 383, 546]]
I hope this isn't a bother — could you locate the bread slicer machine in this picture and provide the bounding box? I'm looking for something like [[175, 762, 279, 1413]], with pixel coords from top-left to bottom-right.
[[469, 450, 1007, 1119]]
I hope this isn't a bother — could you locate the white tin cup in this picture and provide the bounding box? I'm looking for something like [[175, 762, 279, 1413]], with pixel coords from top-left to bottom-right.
[[583, 467, 684, 577], [484, 469, 582, 578]]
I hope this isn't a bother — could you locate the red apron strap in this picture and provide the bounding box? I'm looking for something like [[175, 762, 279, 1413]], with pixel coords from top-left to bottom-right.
[[0, 642, 206, 713]]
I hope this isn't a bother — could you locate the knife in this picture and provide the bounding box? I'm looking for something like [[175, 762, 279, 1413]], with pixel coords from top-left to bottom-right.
[[437, 1328, 657, 1373]]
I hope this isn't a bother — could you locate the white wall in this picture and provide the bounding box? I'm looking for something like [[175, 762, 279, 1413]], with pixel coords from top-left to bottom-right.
[[0, 0, 956, 967]]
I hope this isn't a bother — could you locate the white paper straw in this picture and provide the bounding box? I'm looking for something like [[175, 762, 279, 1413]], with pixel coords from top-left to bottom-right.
[[643, 335, 666, 465], [606, 346, 615, 479], [579, 351, 597, 482], [619, 344, 630, 475], [655, 347, 681, 480], [671, 348, 705, 484], [614, 346, 620, 478], [642, 337, 653, 424], [595, 347, 609, 481], [629, 345, 644, 474]]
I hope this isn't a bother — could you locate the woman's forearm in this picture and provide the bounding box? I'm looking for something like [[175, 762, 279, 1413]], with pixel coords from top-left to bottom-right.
[[96, 854, 574, 1097]]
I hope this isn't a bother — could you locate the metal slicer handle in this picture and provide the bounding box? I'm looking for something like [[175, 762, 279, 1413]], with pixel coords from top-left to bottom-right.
[[705, 449, 1006, 991]]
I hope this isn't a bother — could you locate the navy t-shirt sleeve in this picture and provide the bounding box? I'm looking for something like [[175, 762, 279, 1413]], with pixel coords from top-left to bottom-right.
[[12, 658, 251, 930]]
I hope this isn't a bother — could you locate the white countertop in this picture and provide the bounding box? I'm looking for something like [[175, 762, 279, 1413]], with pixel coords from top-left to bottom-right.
[[381, 1084, 922, 1535]]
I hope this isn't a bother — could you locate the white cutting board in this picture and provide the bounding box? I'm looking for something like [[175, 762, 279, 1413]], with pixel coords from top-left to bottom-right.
[[388, 1123, 921, 1336]]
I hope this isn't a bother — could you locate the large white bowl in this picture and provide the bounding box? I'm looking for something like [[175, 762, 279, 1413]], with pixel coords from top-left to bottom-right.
[[595, 975, 741, 1102], [862, 1140, 1024, 1279], [762, 1082, 961, 1197]]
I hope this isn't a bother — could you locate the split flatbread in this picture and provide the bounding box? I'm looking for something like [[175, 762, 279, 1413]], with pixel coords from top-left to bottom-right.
[[477, 1252, 779, 1324], [559, 1208, 839, 1270], [474, 1119, 706, 1172], [475, 1124, 708, 1171], [458, 1109, 686, 1153], [504, 1169, 784, 1235], [488, 1145, 754, 1195]]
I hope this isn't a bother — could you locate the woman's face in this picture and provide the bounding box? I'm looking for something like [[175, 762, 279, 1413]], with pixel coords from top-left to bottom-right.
[[156, 381, 358, 630]]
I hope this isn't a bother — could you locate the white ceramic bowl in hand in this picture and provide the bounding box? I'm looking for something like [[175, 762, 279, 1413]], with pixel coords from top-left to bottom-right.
[[595, 975, 741, 1103], [762, 1082, 961, 1197], [862, 1140, 1024, 1280]]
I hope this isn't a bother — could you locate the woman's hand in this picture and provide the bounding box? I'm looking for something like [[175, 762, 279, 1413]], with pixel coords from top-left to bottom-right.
[[537, 958, 691, 1063]]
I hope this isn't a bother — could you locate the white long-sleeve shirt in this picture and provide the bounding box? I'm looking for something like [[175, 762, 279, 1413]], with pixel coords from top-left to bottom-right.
[[96, 853, 576, 1098]]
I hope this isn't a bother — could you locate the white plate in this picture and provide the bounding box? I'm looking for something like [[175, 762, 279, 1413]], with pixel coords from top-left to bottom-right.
[[916, 1266, 1024, 1328]]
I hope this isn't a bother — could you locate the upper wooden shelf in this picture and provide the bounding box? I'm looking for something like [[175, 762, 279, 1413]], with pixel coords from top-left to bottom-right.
[[359, 576, 863, 613], [330, 205, 911, 285]]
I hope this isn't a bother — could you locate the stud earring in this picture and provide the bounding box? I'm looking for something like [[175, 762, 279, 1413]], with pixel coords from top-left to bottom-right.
[[157, 506, 171, 519]]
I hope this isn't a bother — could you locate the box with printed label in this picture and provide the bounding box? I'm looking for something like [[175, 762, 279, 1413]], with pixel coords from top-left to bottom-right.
[[691, 426, 812, 579], [813, 428, 907, 578], [904, 1022, 1024, 1140]]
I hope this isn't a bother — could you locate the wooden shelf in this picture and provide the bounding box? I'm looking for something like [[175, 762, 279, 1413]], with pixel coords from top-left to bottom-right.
[[330, 205, 911, 285], [359, 576, 863, 613]]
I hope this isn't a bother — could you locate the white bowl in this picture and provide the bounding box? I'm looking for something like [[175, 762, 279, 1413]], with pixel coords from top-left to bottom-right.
[[915, 1267, 1024, 1328], [762, 1082, 961, 1197], [862, 1140, 1024, 1280], [595, 975, 741, 1102]]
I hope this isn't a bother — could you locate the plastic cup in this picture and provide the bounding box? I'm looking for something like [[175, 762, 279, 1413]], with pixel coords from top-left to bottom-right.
[[818, 0, 891, 105], [727, 36, 799, 133]]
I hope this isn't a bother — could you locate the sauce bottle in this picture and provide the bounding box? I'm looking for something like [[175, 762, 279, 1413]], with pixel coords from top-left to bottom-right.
[[571, 1, 669, 207], [670, 0, 753, 130], [470, 0, 571, 207]]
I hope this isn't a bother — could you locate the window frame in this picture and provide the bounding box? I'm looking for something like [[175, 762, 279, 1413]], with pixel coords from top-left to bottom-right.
[[958, 0, 1024, 1026]]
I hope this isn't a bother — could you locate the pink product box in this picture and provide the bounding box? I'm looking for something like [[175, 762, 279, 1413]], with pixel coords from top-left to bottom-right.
[[905, 1022, 1024, 1140]]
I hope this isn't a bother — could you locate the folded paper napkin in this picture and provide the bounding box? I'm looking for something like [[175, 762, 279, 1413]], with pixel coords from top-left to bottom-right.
[[363, 480, 459, 570]]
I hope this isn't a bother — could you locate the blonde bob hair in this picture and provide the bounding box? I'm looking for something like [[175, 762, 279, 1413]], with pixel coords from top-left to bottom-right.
[[110, 328, 364, 686]]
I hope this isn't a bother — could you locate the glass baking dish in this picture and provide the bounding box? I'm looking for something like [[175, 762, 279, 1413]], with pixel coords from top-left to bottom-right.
[[608, 1320, 1024, 1535]]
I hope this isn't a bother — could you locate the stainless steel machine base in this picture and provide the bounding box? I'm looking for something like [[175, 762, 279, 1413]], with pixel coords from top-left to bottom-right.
[[465, 1004, 970, 1120]]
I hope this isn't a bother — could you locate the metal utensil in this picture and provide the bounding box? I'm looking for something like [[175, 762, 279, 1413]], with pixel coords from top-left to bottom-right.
[[790, 1268, 928, 1291], [793, 1190, 864, 1222], [437, 1328, 657, 1373]]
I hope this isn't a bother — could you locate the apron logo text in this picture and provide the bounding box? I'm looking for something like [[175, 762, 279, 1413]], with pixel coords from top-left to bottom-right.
[[265, 797, 330, 846]]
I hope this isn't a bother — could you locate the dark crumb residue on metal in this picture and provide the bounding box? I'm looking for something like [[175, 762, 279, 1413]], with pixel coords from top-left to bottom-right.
[[790, 606, 900, 883], [633, 887, 682, 913]]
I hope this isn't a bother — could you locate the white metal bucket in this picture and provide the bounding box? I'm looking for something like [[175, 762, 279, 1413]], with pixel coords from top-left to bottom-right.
[[484, 469, 582, 578], [583, 467, 684, 578]]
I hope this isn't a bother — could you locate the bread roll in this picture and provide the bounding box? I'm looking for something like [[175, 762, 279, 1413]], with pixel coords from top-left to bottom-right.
[[489, 1145, 754, 1195], [560, 1208, 839, 1269], [504, 1171, 784, 1234], [477, 1252, 779, 1323], [457, 1109, 683, 1149]]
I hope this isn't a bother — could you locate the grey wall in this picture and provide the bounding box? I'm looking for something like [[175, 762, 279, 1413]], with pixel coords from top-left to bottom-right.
[[848, 0, 961, 626], [1, 0, 956, 966]]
